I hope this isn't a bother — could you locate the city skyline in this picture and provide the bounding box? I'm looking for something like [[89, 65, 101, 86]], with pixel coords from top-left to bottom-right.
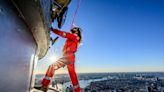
[[34, 72, 164, 92], [35, 0, 164, 74]]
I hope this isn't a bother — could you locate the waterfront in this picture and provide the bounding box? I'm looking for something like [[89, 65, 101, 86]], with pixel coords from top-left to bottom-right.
[[35, 72, 164, 92]]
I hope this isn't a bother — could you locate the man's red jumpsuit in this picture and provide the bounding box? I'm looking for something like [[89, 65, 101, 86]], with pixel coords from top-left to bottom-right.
[[41, 28, 81, 92]]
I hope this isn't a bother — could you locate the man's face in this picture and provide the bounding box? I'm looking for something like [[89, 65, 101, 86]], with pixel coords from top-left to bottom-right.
[[71, 28, 78, 35]]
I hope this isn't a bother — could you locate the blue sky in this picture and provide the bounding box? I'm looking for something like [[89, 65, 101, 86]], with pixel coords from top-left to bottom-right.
[[36, 0, 164, 74]]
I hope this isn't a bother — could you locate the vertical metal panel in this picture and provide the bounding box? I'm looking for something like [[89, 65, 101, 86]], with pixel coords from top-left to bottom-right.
[[0, 1, 37, 92]]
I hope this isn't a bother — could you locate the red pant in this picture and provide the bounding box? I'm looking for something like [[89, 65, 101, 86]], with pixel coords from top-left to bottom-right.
[[41, 53, 81, 92]]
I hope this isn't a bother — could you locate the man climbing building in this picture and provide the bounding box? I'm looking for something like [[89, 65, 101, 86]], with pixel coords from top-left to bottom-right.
[[40, 27, 82, 92]]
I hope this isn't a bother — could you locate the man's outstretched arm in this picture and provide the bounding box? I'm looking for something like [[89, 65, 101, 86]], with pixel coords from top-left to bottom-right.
[[51, 28, 77, 39]]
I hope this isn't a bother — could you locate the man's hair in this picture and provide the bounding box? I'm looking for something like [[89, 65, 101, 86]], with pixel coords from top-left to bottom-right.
[[71, 27, 82, 44]]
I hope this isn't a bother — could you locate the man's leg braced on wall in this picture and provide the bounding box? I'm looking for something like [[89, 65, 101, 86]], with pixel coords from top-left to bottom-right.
[[41, 59, 66, 88]]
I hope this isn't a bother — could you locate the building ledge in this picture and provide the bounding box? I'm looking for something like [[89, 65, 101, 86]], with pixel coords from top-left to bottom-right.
[[13, 0, 51, 59]]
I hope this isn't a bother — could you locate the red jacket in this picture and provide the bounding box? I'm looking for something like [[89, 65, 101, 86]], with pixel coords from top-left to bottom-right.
[[51, 29, 79, 54]]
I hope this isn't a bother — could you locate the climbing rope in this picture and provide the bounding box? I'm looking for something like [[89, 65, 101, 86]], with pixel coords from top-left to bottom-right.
[[70, 0, 81, 29]]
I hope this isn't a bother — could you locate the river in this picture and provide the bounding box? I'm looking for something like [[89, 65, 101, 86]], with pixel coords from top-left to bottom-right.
[[50, 77, 108, 92]]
